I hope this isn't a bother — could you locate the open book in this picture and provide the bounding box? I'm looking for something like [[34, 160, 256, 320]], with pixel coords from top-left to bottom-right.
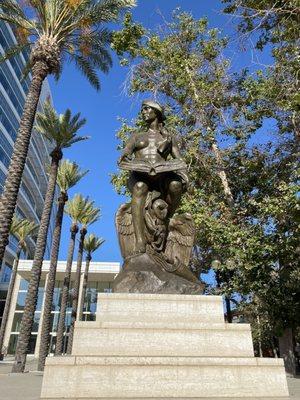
[[120, 159, 187, 176]]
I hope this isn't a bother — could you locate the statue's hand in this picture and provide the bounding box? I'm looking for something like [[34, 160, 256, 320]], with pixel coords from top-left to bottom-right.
[[118, 153, 132, 164]]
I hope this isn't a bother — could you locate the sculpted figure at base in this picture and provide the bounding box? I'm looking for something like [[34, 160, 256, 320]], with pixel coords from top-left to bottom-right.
[[114, 100, 203, 294]]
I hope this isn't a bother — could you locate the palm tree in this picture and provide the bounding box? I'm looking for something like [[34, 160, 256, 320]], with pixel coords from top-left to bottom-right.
[[79, 234, 104, 321], [0, 217, 38, 358], [55, 194, 93, 355], [12, 105, 88, 373], [67, 201, 100, 354], [37, 160, 88, 371], [0, 0, 136, 268]]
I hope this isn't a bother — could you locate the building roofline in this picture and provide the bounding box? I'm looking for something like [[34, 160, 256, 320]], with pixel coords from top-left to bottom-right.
[[17, 259, 121, 274]]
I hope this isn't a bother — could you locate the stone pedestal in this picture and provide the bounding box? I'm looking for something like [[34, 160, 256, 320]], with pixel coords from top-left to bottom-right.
[[40, 294, 289, 399], [112, 253, 204, 294]]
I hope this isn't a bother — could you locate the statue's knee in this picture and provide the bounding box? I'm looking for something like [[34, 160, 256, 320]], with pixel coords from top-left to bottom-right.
[[133, 181, 148, 196], [169, 180, 182, 194]]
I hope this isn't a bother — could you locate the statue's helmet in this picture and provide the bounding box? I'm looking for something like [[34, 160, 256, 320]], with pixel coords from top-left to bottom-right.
[[142, 99, 166, 121]]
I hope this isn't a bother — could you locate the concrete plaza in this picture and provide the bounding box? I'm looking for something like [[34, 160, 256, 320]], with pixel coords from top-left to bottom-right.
[[1, 357, 299, 400]]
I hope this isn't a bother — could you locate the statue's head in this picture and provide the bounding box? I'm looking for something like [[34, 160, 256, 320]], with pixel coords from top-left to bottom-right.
[[141, 100, 166, 123], [152, 199, 168, 221]]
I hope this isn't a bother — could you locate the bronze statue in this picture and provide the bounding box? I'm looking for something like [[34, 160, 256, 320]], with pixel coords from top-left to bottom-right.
[[114, 100, 203, 294]]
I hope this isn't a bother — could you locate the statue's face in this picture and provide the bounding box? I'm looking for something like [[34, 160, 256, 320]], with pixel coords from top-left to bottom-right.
[[141, 105, 158, 123]]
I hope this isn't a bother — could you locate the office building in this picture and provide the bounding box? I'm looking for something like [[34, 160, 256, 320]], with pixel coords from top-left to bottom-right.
[[2, 260, 120, 356]]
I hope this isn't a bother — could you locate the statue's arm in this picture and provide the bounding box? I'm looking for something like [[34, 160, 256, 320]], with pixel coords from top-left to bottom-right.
[[171, 136, 184, 160], [119, 133, 136, 162]]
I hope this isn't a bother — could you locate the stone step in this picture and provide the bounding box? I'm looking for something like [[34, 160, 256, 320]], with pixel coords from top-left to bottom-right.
[[96, 293, 224, 323], [41, 356, 289, 399], [72, 321, 254, 357]]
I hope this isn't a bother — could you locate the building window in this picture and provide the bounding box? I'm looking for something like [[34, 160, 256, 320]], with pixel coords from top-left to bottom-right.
[[0, 262, 12, 283], [8, 234, 19, 253], [0, 290, 7, 325], [81, 281, 112, 322], [20, 181, 36, 209], [6, 277, 114, 355], [8, 333, 37, 355], [7, 278, 45, 354]]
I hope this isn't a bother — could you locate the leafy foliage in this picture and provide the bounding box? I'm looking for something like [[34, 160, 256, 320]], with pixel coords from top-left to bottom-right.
[[111, 9, 300, 347]]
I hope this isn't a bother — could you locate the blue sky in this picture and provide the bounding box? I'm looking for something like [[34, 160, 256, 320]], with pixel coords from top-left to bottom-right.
[[48, 0, 271, 264]]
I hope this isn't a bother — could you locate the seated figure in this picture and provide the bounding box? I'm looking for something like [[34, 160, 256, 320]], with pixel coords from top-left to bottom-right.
[[118, 99, 189, 254]]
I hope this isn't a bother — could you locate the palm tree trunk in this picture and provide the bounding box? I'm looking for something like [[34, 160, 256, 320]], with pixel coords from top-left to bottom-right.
[[12, 150, 61, 373], [79, 253, 91, 321], [0, 61, 49, 268], [0, 247, 21, 356], [55, 223, 78, 356], [67, 227, 87, 354], [37, 192, 67, 371]]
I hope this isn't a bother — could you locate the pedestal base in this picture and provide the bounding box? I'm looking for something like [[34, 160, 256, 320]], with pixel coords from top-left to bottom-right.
[[113, 253, 204, 294], [40, 294, 289, 399]]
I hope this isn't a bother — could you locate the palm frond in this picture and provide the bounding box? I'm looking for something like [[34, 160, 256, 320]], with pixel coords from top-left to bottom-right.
[[57, 159, 88, 193], [0, 0, 35, 30], [84, 233, 105, 254], [0, 42, 31, 63], [35, 101, 89, 150], [10, 216, 38, 249], [79, 200, 100, 227], [74, 55, 101, 90], [65, 193, 91, 224], [1, 0, 136, 91], [10, 216, 26, 236], [18, 220, 39, 242], [63, 135, 90, 148], [20, 59, 35, 82]]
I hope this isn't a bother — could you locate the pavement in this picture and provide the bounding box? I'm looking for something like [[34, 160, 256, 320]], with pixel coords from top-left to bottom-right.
[[0, 357, 300, 400]]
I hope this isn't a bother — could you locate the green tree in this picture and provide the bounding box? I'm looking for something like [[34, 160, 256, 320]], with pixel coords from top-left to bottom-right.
[[12, 103, 88, 373], [37, 160, 88, 371], [111, 11, 263, 317], [79, 234, 104, 321], [0, 0, 136, 268], [67, 201, 100, 354], [222, 0, 299, 147], [222, 0, 300, 375], [111, 10, 299, 369], [0, 217, 38, 357]]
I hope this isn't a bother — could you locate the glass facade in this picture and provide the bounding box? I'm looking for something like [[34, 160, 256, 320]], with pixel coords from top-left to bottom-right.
[[0, 21, 56, 310], [7, 278, 113, 355], [7, 278, 44, 354]]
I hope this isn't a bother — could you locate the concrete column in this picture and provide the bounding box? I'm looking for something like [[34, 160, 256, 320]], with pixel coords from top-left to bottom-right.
[[76, 270, 85, 318], [3, 273, 21, 349]]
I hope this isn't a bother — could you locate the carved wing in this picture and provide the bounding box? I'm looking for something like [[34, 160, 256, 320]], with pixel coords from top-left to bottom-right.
[[115, 203, 136, 258], [164, 213, 196, 267]]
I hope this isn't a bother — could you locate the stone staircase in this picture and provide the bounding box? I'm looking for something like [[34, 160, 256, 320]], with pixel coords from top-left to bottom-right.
[[40, 293, 289, 399]]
